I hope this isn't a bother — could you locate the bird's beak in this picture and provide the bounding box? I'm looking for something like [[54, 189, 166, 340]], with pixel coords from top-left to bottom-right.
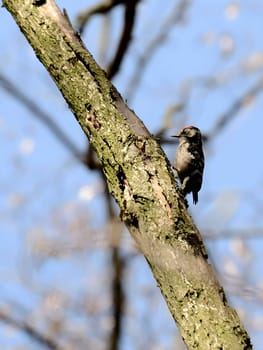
[[171, 135, 179, 138]]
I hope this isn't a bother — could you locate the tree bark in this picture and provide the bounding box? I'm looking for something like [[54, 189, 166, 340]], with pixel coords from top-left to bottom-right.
[[3, 0, 252, 348]]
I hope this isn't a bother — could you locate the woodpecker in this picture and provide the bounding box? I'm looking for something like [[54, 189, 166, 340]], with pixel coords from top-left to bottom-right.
[[172, 126, 204, 204]]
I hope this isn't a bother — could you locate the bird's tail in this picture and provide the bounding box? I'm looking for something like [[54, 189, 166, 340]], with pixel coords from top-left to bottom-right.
[[192, 192, 198, 204]]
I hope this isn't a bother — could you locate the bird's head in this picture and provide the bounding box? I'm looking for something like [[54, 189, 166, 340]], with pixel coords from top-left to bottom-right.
[[172, 126, 202, 141]]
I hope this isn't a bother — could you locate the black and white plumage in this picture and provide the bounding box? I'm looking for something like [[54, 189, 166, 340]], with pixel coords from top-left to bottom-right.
[[173, 126, 204, 204]]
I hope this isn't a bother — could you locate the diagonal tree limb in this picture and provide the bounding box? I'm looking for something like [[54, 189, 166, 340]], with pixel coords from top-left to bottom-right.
[[3, 0, 252, 348]]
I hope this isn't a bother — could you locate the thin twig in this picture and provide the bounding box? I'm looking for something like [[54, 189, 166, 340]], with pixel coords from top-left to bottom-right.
[[76, 0, 124, 34], [204, 76, 263, 142], [0, 309, 60, 350], [0, 73, 82, 160], [125, 0, 192, 101]]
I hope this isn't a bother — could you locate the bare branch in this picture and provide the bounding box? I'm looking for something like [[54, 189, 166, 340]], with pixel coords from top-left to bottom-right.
[[125, 0, 192, 101], [0, 309, 60, 350], [76, 0, 124, 34], [205, 76, 263, 141], [107, 0, 141, 79], [0, 73, 82, 160]]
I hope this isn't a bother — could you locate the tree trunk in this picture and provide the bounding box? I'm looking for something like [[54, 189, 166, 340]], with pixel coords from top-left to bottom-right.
[[3, 0, 252, 348]]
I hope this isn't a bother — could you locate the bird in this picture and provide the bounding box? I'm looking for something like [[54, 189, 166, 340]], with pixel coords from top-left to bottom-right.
[[172, 126, 204, 204]]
